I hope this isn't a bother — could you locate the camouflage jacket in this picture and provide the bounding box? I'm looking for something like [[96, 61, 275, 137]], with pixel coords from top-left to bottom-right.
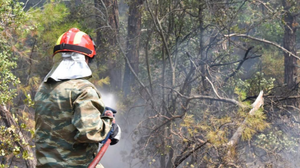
[[34, 79, 113, 168]]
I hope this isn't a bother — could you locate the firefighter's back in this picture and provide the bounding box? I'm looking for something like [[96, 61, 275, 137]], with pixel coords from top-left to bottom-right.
[[35, 79, 98, 168]]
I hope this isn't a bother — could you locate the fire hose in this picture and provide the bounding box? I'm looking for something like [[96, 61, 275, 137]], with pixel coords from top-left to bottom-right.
[[88, 139, 111, 168], [88, 107, 117, 168]]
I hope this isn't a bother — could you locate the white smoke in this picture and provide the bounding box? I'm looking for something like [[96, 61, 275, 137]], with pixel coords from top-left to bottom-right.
[[97, 89, 143, 168], [100, 92, 117, 110]]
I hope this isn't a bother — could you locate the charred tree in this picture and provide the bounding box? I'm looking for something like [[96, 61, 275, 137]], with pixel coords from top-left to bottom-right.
[[198, 3, 209, 94], [282, 1, 298, 88], [123, 0, 143, 95]]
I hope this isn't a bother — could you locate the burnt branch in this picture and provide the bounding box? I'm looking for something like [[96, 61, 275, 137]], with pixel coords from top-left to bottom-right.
[[173, 141, 208, 167], [224, 46, 254, 82]]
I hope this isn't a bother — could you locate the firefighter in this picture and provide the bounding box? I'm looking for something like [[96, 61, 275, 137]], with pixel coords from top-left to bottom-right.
[[34, 28, 121, 168]]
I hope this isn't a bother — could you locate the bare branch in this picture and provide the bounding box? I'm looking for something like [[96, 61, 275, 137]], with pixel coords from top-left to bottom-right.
[[145, 0, 175, 86], [151, 114, 185, 134], [224, 33, 300, 60], [205, 76, 222, 99], [165, 86, 248, 108]]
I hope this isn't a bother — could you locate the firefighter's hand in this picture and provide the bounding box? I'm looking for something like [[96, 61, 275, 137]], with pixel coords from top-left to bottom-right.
[[104, 110, 115, 123], [103, 109, 120, 145], [110, 123, 121, 145]]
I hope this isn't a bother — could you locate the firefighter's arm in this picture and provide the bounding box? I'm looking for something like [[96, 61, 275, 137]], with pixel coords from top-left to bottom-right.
[[72, 87, 113, 143]]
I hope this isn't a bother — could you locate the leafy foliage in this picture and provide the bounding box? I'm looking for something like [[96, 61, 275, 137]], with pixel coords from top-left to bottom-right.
[[0, 0, 36, 166], [0, 49, 20, 105], [0, 0, 71, 166], [242, 108, 270, 141], [0, 114, 34, 160], [0, 0, 26, 105], [255, 130, 299, 153]]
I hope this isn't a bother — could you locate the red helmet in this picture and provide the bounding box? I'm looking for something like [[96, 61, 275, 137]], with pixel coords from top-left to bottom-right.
[[53, 28, 96, 58]]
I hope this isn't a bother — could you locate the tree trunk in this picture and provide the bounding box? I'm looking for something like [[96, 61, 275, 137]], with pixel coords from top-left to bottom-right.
[[123, 0, 143, 95], [198, 4, 209, 94], [282, 1, 297, 88]]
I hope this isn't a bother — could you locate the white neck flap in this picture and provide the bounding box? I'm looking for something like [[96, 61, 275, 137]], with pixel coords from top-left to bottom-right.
[[44, 52, 92, 82]]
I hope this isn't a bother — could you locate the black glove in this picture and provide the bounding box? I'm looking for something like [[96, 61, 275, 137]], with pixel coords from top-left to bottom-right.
[[110, 123, 121, 145]]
